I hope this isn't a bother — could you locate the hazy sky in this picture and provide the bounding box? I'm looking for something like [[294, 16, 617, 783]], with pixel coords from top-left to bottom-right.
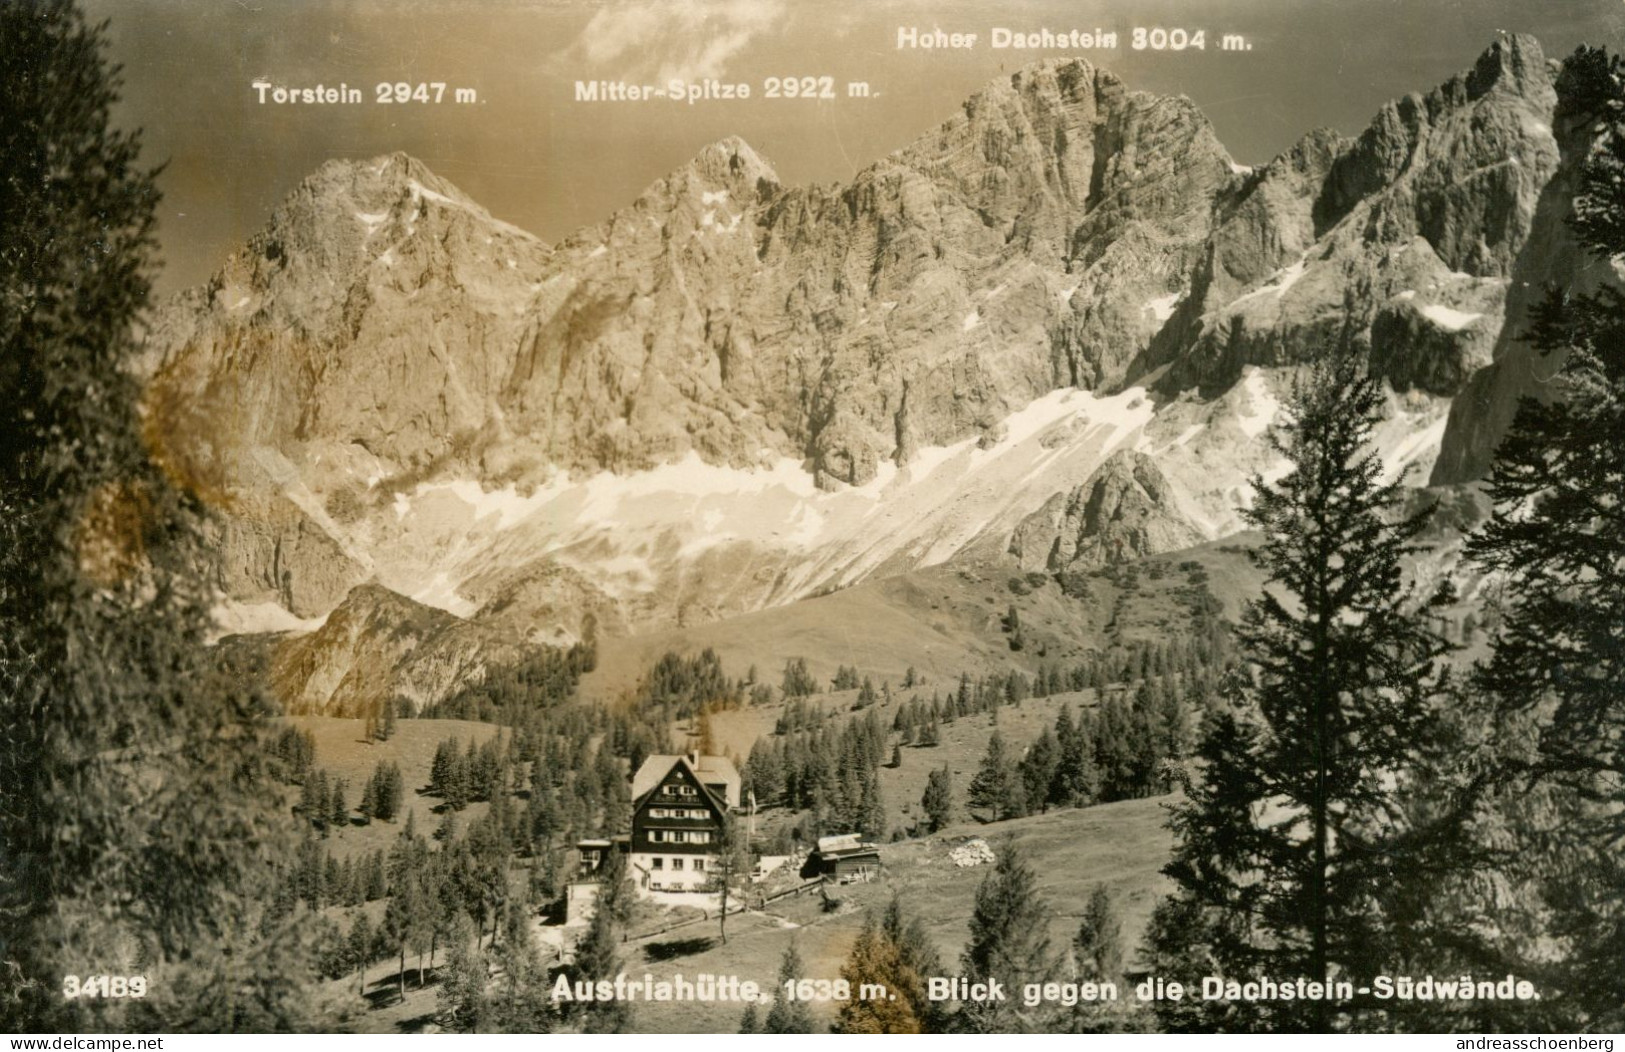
[[87, 0, 1625, 299]]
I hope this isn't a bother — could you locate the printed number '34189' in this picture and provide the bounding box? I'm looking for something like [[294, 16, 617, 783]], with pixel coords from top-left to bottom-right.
[[63, 975, 147, 998]]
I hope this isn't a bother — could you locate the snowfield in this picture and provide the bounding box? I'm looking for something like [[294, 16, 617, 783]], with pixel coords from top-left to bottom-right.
[[230, 371, 1453, 637]]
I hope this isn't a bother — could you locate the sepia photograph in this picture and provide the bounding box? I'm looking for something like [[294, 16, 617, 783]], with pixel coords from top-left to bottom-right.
[[2, 0, 1623, 1038]]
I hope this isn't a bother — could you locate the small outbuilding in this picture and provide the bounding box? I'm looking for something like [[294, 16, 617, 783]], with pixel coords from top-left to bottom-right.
[[802, 833, 882, 883]]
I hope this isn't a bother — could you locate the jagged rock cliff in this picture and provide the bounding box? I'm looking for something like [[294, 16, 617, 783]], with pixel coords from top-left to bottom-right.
[[1431, 50, 1624, 483], [151, 62, 1239, 496], [1009, 451, 1203, 573], [1144, 35, 1561, 399], [142, 36, 1608, 643], [266, 583, 523, 716]]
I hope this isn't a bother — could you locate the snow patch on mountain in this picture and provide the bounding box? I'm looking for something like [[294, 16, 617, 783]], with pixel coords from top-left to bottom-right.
[[1235, 369, 1282, 438], [1145, 292, 1182, 323], [1377, 392, 1453, 483], [1418, 303, 1483, 331], [227, 365, 1452, 639], [210, 599, 329, 641], [335, 387, 1159, 625], [1230, 259, 1307, 311]]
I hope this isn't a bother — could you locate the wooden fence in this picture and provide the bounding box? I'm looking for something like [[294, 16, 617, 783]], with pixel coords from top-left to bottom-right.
[[624, 879, 823, 942]]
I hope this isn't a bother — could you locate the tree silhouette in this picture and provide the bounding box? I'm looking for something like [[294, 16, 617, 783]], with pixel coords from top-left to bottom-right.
[[0, 0, 313, 1030], [1465, 45, 1625, 1032], [921, 767, 954, 833], [712, 816, 752, 944], [1073, 885, 1123, 982], [1154, 353, 1457, 1031], [763, 940, 815, 1033], [958, 842, 1060, 1032], [836, 914, 922, 1033]]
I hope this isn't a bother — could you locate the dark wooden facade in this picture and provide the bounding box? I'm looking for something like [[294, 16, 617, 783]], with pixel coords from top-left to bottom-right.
[[629, 756, 731, 890]]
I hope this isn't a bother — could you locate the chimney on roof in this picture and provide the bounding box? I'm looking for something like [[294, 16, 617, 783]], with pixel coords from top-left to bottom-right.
[[688, 751, 699, 767]]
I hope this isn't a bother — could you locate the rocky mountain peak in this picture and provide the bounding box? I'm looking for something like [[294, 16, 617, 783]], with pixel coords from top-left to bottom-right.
[[690, 135, 780, 193], [1465, 33, 1552, 102], [254, 151, 535, 262], [1143, 33, 1567, 401], [144, 38, 1606, 640], [301, 151, 465, 204], [267, 580, 524, 715], [1008, 451, 1204, 574]]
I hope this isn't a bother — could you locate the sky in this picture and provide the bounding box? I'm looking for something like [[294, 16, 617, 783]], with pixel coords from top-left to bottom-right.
[[86, 0, 1625, 299]]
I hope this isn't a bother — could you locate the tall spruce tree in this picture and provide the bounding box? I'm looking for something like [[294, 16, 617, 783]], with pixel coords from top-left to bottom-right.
[[968, 731, 1021, 820], [836, 914, 923, 1034], [571, 896, 630, 1033], [1074, 885, 1124, 982], [0, 0, 314, 1031], [1465, 46, 1625, 1032], [957, 842, 1060, 1033], [763, 940, 815, 1033], [920, 766, 954, 833], [1152, 352, 1456, 1031], [348, 913, 376, 998], [1050, 706, 1099, 807], [882, 894, 948, 1032], [437, 914, 489, 1032], [487, 895, 551, 1033]]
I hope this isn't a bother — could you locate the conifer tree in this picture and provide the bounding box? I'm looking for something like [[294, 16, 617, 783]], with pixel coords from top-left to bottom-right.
[[1019, 727, 1060, 813], [0, 0, 316, 1029], [348, 913, 375, 997], [430, 738, 457, 796], [572, 895, 630, 1033], [712, 817, 751, 944], [364, 760, 405, 822], [594, 845, 635, 927], [781, 657, 816, 698], [436, 808, 461, 845], [1050, 706, 1099, 807], [857, 768, 887, 841], [359, 776, 377, 824], [365, 851, 388, 900], [437, 914, 488, 1032], [957, 842, 1060, 1032], [921, 767, 954, 833], [882, 895, 947, 1031], [836, 914, 921, 1033], [763, 940, 815, 1033], [329, 779, 349, 831], [968, 730, 1017, 818], [444, 753, 471, 811], [488, 896, 551, 1032], [301, 769, 331, 834], [695, 709, 717, 755], [1153, 352, 1457, 1031], [383, 877, 421, 1001], [1093, 695, 1139, 801], [1073, 886, 1123, 982], [1464, 46, 1625, 1032]]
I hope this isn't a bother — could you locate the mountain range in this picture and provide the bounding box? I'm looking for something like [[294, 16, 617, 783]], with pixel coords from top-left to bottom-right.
[[141, 35, 1618, 713]]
